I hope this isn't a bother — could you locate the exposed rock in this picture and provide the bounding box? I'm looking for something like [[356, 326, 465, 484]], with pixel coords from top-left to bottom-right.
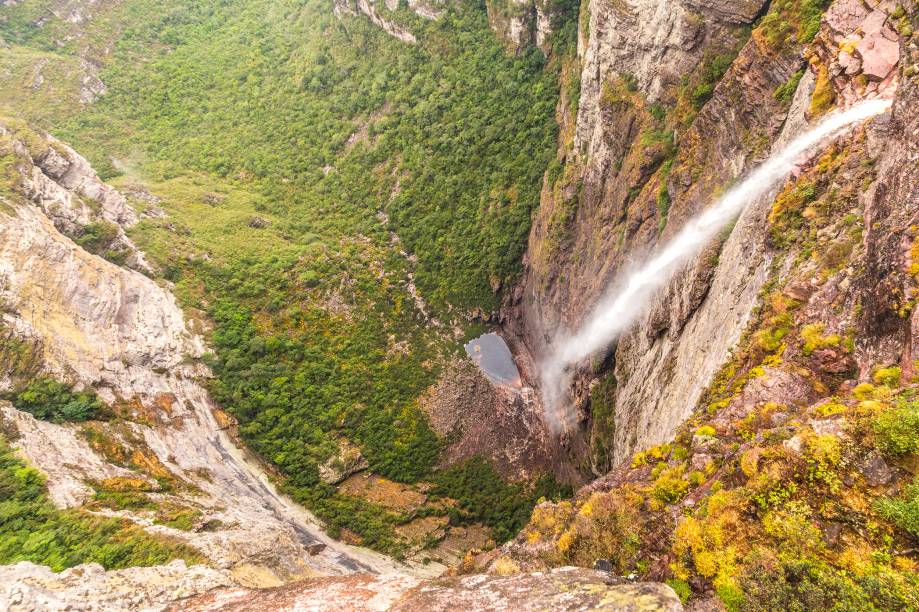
[[171, 573, 422, 612], [246, 215, 270, 229], [0, 122, 149, 272], [0, 560, 235, 612], [0, 402, 138, 508], [174, 568, 683, 612], [391, 569, 683, 611], [486, 0, 561, 55], [334, 0, 427, 43], [809, 417, 848, 438], [857, 33, 900, 80], [810, 1, 901, 106], [318, 438, 369, 485], [690, 452, 712, 472], [417, 357, 562, 481], [514, 0, 809, 469], [858, 450, 893, 487], [79, 58, 106, 104]]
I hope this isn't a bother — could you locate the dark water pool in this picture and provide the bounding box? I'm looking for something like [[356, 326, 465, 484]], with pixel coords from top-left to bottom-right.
[[464, 333, 522, 388]]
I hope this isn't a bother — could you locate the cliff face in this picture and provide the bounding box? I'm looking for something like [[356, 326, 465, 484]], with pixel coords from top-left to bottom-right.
[[511, 0, 911, 473], [487, 1, 919, 608]]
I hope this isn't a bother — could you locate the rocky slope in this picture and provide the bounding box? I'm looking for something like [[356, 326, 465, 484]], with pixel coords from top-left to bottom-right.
[[173, 567, 681, 611], [0, 120, 441, 607], [1, 0, 917, 609]]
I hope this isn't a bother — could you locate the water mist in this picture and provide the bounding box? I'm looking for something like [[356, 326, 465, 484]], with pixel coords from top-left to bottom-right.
[[539, 98, 892, 433]]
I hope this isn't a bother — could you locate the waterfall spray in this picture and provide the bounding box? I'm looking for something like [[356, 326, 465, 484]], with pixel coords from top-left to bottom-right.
[[540, 98, 892, 432]]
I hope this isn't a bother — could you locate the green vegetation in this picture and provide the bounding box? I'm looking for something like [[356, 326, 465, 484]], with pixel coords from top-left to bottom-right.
[[588, 371, 616, 472], [872, 398, 919, 456], [875, 477, 919, 538], [5, 378, 102, 422], [431, 457, 570, 542], [773, 69, 805, 104], [757, 0, 833, 51], [0, 437, 201, 571], [0, 0, 567, 551]]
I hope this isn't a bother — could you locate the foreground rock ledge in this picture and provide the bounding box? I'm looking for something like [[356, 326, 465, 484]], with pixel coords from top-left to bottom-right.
[[174, 567, 683, 612]]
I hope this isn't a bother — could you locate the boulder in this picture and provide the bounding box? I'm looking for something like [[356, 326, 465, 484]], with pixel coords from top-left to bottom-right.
[[318, 439, 369, 485], [858, 451, 893, 487]]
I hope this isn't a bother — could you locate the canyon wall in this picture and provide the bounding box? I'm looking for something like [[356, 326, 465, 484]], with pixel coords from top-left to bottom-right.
[[509, 0, 910, 472]]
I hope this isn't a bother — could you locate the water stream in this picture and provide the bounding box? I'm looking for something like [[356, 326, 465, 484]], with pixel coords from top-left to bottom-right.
[[539, 98, 893, 432]]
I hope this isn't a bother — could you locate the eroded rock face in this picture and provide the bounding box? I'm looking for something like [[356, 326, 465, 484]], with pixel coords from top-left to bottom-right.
[[0, 561, 235, 612], [574, 0, 767, 169], [817, 0, 901, 99], [333, 0, 446, 43], [419, 357, 563, 480], [173, 567, 683, 612], [318, 438, 370, 485], [514, 0, 908, 470], [486, 0, 561, 55], [2, 121, 148, 272]]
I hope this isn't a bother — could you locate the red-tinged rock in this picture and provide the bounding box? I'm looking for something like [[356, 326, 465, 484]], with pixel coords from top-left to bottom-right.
[[173, 568, 684, 612], [857, 33, 900, 80]]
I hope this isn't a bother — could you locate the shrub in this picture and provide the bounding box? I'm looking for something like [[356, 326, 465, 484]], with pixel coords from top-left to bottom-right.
[[561, 491, 642, 572], [800, 323, 840, 356], [774, 69, 804, 104], [853, 383, 876, 400], [809, 65, 836, 117], [6, 378, 102, 422], [872, 366, 901, 387], [874, 477, 919, 538], [431, 457, 570, 543], [872, 400, 919, 456], [738, 550, 917, 611], [666, 578, 691, 604], [650, 465, 689, 506], [695, 425, 717, 437]]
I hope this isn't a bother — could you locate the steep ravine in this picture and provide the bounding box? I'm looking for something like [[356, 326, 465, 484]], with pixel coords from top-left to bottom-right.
[[1, 0, 917, 609], [0, 123, 442, 609]]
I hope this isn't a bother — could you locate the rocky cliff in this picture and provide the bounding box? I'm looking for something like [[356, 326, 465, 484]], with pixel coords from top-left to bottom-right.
[[483, 0, 919, 608], [509, 0, 912, 475]]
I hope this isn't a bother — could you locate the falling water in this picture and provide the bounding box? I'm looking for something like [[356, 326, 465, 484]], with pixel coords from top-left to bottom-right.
[[540, 98, 892, 432]]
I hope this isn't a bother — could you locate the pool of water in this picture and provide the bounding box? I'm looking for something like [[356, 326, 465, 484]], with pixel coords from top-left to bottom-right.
[[464, 333, 522, 388]]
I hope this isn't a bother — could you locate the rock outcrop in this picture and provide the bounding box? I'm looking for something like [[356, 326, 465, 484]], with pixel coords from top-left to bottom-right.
[[173, 567, 683, 611], [485, 0, 561, 55], [333, 0, 446, 44], [418, 357, 565, 481], [1, 120, 148, 272], [0, 561, 235, 612]]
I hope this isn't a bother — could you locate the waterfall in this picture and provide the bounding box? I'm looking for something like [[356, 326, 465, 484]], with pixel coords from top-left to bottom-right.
[[540, 98, 893, 433]]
